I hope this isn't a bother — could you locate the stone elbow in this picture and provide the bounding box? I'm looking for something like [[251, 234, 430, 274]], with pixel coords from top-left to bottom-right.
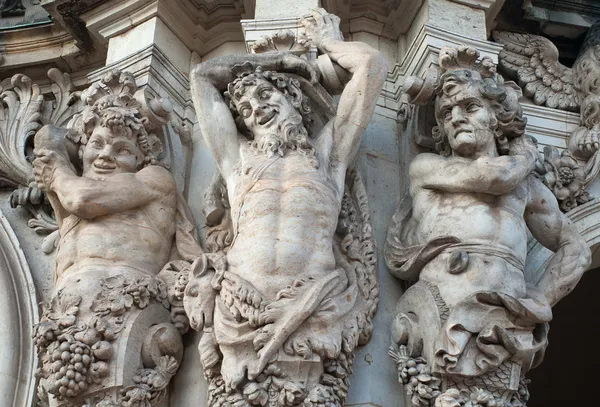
[[66, 197, 95, 219]]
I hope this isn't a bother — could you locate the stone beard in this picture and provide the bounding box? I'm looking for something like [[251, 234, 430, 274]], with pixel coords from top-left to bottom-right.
[[386, 46, 590, 407], [187, 9, 385, 407]]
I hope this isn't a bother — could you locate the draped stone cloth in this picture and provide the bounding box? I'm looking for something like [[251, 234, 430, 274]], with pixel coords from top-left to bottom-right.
[[387, 233, 551, 377], [433, 291, 551, 377]]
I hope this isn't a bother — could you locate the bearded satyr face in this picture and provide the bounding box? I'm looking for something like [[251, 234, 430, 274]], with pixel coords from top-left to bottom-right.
[[82, 126, 141, 180], [436, 82, 497, 158], [233, 79, 303, 144]]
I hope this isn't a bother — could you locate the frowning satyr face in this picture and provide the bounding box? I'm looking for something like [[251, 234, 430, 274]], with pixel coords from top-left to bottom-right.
[[82, 126, 140, 179], [233, 79, 302, 141], [437, 83, 497, 158]]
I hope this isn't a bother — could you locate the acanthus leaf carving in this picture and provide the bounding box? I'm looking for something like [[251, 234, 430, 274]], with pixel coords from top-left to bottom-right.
[[252, 29, 310, 55], [0, 74, 44, 187]]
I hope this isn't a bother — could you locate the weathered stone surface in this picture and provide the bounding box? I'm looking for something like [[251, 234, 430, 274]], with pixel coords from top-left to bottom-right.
[[187, 9, 386, 407], [31, 69, 204, 406], [386, 45, 591, 407]]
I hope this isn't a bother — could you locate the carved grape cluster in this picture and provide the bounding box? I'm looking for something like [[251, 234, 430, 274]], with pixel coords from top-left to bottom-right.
[[389, 345, 442, 406], [44, 336, 98, 399]]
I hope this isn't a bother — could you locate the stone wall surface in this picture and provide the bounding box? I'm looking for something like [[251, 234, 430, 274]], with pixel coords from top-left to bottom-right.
[[0, 1, 597, 406]]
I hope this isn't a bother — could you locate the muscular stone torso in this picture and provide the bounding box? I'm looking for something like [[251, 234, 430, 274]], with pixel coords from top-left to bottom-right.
[[55, 196, 177, 280], [225, 149, 341, 301], [412, 177, 531, 307]]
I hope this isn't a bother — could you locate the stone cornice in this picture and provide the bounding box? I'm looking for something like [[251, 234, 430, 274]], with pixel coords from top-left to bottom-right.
[[81, 0, 245, 57]]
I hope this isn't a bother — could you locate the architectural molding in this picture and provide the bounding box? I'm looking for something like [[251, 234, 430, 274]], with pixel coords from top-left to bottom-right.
[[81, 0, 248, 58], [0, 210, 39, 407]]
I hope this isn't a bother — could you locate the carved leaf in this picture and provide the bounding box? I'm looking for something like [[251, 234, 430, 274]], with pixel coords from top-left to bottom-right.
[[47, 68, 81, 128], [252, 29, 310, 55], [493, 31, 581, 112], [0, 74, 44, 187]]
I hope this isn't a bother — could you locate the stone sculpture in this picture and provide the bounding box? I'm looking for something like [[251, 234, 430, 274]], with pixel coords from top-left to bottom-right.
[[32, 69, 203, 406], [494, 24, 600, 211], [186, 9, 385, 407], [385, 46, 591, 407]]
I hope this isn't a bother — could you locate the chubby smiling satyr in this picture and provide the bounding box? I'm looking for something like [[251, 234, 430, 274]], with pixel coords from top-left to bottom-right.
[[81, 124, 143, 180]]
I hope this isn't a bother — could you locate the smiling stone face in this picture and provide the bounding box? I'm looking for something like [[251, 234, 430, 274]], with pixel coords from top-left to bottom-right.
[[82, 126, 141, 180], [232, 78, 303, 143]]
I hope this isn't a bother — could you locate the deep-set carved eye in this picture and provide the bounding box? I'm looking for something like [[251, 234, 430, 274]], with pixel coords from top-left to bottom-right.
[[186, 283, 199, 297], [466, 103, 481, 113], [259, 88, 272, 100], [90, 139, 103, 148], [118, 148, 132, 155], [240, 107, 252, 118]]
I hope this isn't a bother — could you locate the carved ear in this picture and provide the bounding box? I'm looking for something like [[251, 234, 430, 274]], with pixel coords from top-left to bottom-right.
[[190, 256, 208, 278], [286, 84, 304, 109]]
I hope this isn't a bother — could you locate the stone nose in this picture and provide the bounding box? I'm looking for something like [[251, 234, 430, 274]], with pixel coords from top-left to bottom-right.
[[451, 105, 467, 126], [98, 145, 115, 160], [249, 98, 268, 115]]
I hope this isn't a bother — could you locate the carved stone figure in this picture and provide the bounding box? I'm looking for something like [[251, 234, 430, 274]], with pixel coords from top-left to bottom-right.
[[385, 46, 591, 407], [494, 23, 600, 210], [186, 9, 385, 407], [32, 70, 203, 406]]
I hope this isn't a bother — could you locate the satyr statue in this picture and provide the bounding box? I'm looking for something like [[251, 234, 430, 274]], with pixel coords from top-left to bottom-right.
[[385, 46, 591, 407], [186, 9, 385, 407], [32, 70, 203, 406]]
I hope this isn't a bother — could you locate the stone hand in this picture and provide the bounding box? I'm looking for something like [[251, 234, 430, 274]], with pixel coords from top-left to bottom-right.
[[578, 125, 600, 155], [301, 8, 344, 52], [32, 149, 70, 192], [509, 135, 543, 171], [255, 52, 320, 84]]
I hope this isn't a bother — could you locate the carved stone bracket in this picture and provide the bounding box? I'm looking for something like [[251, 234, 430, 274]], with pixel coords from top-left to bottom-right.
[[387, 45, 590, 407], [30, 68, 199, 406], [185, 17, 381, 406]]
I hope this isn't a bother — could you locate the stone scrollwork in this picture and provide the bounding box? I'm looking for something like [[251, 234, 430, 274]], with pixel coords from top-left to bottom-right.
[[3, 68, 82, 252], [386, 45, 591, 407], [252, 29, 310, 55], [494, 23, 600, 209], [187, 8, 384, 407], [32, 69, 204, 406]]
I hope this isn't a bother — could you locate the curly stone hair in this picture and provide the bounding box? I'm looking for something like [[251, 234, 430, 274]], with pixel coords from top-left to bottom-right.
[[69, 102, 158, 168], [432, 69, 526, 157], [223, 65, 313, 138]]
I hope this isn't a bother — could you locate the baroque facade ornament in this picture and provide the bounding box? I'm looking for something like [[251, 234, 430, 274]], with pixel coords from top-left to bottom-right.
[[386, 45, 591, 407], [187, 9, 385, 407], [32, 69, 204, 406], [494, 23, 600, 209]]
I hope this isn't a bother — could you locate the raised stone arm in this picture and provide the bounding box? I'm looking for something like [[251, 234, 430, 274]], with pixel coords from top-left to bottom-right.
[[33, 146, 174, 220], [302, 8, 388, 168], [190, 52, 318, 178], [525, 176, 591, 306]]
